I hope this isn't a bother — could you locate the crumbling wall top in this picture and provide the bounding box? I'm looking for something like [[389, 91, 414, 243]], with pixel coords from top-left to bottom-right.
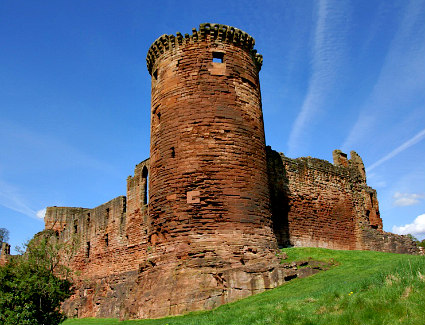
[[146, 23, 263, 74], [273, 149, 366, 183], [0, 242, 11, 266]]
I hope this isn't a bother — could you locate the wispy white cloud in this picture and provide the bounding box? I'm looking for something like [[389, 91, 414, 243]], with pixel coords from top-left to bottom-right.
[[36, 208, 46, 219], [287, 0, 349, 156], [342, 0, 425, 150], [393, 192, 424, 207], [366, 128, 425, 172], [393, 213, 425, 237], [0, 179, 40, 220]]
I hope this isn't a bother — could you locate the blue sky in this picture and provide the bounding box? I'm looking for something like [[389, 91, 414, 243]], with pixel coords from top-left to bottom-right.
[[1, 0, 424, 252]]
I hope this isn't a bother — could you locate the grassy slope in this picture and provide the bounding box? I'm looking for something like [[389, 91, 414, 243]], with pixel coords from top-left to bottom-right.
[[64, 248, 425, 325]]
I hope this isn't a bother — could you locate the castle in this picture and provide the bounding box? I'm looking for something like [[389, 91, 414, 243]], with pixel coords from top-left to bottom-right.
[[4, 23, 418, 319]]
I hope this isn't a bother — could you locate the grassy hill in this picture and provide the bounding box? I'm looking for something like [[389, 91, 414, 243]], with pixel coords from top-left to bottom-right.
[[64, 248, 425, 325]]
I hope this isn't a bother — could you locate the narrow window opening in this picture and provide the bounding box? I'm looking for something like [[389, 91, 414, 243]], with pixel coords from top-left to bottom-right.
[[212, 52, 224, 63], [74, 223, 78, 234], [369, 193, 374, 207], [86, 242, 90, 258], [106, 208, 110, 219], [87, 213, 91, 224], [157, 112, 161, 121], [142, 166, 149, 205], [171, 147, 175, 158], [105, 234, 109, 247]]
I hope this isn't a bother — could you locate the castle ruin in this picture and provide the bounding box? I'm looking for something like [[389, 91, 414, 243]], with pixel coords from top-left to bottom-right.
[[12, 23, 418, 319]]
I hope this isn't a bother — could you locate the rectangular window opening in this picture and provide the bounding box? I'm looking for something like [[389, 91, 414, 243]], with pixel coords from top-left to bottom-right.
[[212, 52, 224, 63], [86, 242, 90, 258], [105, 234, 109, 247]]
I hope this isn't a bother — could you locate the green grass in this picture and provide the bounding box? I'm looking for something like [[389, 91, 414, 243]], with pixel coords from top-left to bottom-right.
[[63, 248, 425, 325]]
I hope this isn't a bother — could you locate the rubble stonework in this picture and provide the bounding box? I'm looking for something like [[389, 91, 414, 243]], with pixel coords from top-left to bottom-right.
[[0, 242, 11, 266], [40, 24, 418, 319], [267, 148, 415, 254]]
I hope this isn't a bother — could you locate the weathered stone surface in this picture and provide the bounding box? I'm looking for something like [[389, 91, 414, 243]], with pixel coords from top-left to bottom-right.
[[135, 24, 278, 318], [267, 147, 417, 253], [38, 23, 419, 320], [0, 242, 10, 266]]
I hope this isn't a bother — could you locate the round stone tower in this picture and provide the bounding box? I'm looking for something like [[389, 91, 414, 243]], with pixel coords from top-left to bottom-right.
[[127, 24, 279, 319], [147, 22, 275, 252]]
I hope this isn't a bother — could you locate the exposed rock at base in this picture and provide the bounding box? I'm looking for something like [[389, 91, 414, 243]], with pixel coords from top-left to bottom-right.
[[64, 253, 331, 320]]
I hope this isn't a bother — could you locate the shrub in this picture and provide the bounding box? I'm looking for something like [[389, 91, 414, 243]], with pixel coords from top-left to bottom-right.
[[0, 231, 73, 325]]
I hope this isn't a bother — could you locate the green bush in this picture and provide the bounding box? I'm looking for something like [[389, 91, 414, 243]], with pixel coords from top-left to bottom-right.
[[0, 231, 73, 325]]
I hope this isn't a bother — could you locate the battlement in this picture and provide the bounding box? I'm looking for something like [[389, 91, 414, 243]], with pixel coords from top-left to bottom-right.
[[275, 149, 366, 184], [146, 23, 263, 74]]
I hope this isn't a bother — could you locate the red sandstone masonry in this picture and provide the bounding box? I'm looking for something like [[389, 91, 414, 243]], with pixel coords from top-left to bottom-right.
[[40, 23, 418, 321], [126, 23, 278, 319], [147, 25, 274, 257], [266, 147, 416, 253], [0, 242, 11, 266], [46, 192, 149, 318]]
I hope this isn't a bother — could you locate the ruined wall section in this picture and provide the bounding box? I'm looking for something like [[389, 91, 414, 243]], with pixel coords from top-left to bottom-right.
[[359, 227, 418, 254], [45, 207, 89, 234], [0, 242, 11, 266], [46, 160, 151, 318], [126, 159, 150, 245], [61, 196, 133, 277], [279, 152, 360, 250], [267, 147, 418, 254], [333, 149, 383, 233]]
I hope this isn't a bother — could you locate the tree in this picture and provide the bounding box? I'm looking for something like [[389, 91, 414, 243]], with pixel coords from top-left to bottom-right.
[[0, 230, 73, 325], [0, 227, 9, 245], [406, 234, 418, 242]]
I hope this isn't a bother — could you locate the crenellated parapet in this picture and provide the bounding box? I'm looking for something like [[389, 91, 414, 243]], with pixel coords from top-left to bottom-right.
[[146, 23, 263, 74]]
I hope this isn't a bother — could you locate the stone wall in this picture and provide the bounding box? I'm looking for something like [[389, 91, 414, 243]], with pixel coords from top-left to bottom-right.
[[46, 160, 151, 319], [267, 147, 418, 254], [0, 242, 10, 266]]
